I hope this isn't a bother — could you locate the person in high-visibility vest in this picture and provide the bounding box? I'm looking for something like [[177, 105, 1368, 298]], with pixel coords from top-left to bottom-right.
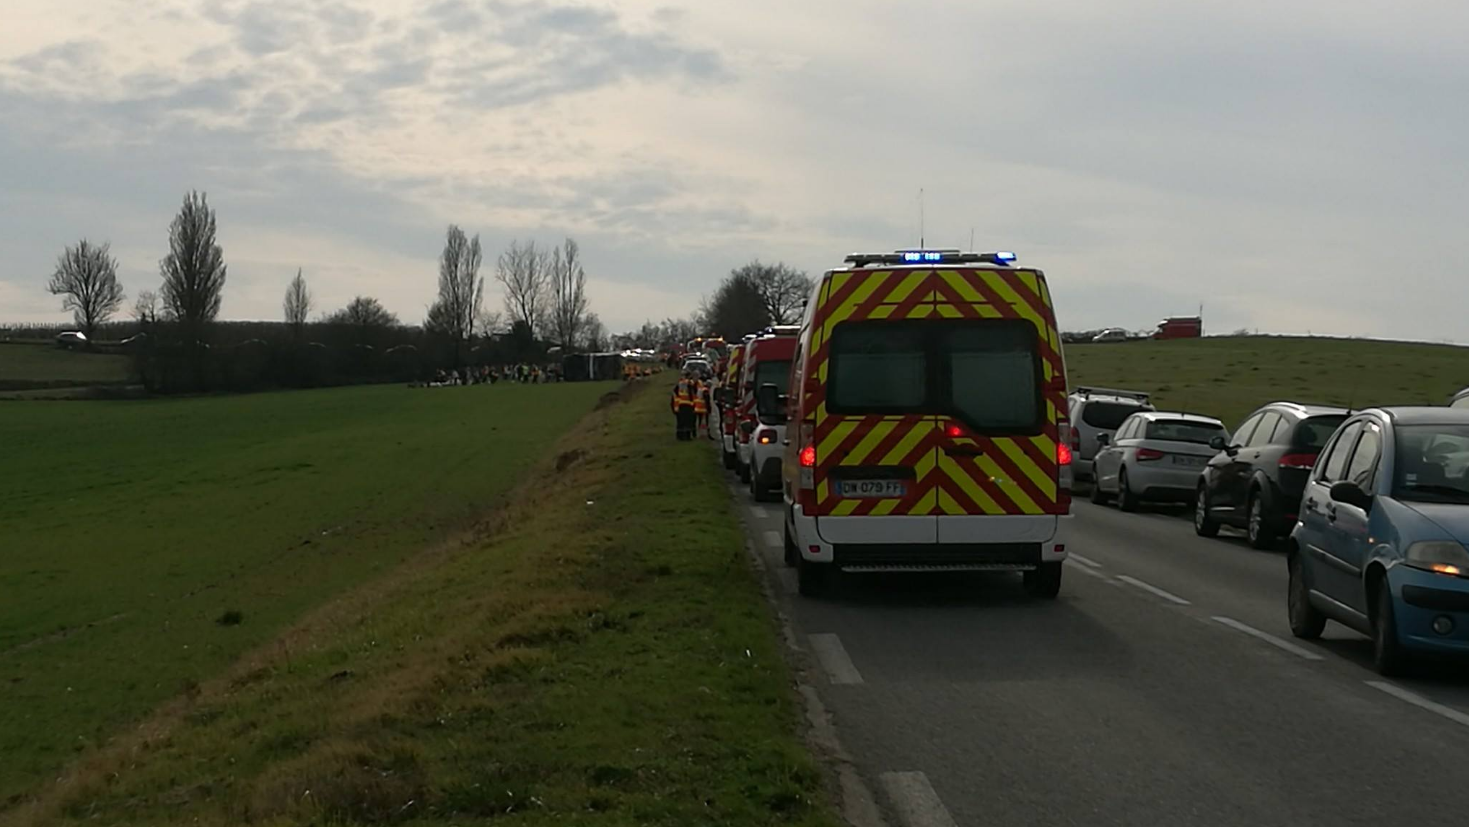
[[692, 379, 710, 437], [671, 376, 696, 441]]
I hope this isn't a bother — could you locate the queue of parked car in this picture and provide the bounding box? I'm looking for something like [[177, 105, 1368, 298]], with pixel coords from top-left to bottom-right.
[[1072, 385, 1469, 676]]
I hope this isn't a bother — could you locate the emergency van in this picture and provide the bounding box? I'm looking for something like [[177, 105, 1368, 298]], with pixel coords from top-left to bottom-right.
[[737, 329, 799, 501], [718, 342, 748, 470], [780, 249, 1073, 598]]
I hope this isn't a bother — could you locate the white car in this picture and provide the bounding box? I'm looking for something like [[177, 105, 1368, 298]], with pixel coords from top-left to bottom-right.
[[1092, 328, 1130, 343], [1090, 411, 1228, 511], [55, 331, 88, 349], [1067, 387, 1154, 482]]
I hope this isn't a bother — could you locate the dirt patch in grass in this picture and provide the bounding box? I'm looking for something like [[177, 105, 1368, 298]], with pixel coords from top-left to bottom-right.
[[4, 381, 836, 827]]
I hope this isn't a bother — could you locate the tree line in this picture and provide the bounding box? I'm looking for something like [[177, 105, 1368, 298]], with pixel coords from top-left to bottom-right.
[[41, 190, 816, 391], [41, 192, 612, 392]]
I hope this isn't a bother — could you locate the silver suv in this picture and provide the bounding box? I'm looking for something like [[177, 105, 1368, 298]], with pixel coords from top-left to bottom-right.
[[1068, 387, 1154, 482]]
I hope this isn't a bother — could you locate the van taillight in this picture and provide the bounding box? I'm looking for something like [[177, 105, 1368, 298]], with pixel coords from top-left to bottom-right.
[[1280, 453, 1318, 470], [799, 445, 816, 468], [1057, 442, 1073, 466]]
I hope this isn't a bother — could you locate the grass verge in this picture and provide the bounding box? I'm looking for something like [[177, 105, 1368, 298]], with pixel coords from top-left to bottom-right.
[[0, 382, 609, 801], [3, 381, 838, 827]]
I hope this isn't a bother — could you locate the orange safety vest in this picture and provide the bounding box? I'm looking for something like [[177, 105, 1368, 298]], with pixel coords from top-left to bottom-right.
[[673, 383, 693, 408], [693, 392, 708, 414]]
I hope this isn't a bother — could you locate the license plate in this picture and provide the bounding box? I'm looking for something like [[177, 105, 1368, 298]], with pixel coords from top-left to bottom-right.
[[1172, 455, 1205, 467], [838, 479, 908, 499]]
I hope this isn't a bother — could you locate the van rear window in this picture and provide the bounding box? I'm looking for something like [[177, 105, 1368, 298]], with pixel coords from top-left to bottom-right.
[[1082, 402, 1146, 430], [753, 360, 791, 395], [827, 320, 1043, 432]]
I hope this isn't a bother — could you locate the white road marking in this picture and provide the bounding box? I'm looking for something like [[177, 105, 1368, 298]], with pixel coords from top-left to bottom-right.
[[1211, 616, 1324, 661], [1116, 575, 1192, 605], [777, 568, 798, 595], [1366, 681, 1469, 728], [1067, 553, 1102, 569], [762, 530, 782, 548], [879, 771, 959, 827], [1066, 559, 1110, 579], [749, 505, 771, 520], [808, 633, 864, 685]]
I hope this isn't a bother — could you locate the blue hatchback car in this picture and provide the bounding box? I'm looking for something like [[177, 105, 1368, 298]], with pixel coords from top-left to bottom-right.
[[1288, 407, 1469, 675]]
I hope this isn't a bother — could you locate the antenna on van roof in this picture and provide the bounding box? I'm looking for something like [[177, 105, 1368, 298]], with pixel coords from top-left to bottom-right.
[[918, 188, 925, 248]]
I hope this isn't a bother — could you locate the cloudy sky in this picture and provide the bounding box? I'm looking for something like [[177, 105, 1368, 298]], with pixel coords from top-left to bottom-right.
[[2, 0, 1467, 339]]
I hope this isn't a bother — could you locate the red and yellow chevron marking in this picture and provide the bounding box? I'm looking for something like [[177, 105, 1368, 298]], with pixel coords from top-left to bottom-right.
[[808, 266, 1068, 518]]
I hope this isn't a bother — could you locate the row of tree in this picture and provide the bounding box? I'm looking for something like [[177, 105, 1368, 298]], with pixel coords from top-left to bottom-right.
[[44, 190, 815, 389]]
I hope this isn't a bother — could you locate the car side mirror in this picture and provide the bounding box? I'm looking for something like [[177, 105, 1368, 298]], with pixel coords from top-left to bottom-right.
[[1095, 433, 1111, 447], [1329, 481, 1373, 511], [739, 419, 756, 435], [1209, 435, 1227, 451]]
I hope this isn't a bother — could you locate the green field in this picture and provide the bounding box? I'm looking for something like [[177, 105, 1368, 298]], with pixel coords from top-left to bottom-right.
[[6, 382, 834, 827], [0, 342, 131, 388], [1065, 336, 1469, 429], [0, 382, 612, 804]]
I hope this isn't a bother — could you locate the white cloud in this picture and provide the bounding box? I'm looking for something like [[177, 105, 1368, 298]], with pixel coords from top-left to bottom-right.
[[2, 0, 1469, 338]]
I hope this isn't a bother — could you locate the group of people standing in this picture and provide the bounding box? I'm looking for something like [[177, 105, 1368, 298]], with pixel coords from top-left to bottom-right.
[[427, 363, 558, 387], [670, 373, 713, 441]]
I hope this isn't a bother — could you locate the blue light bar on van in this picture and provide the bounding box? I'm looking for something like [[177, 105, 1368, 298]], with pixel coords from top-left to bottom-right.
[[845, 250, 1020, 267]]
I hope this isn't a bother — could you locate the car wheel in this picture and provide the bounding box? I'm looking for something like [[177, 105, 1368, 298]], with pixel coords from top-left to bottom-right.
[[1089, 465, 1110, 505], [797, 557, 831, 596], [1372, 580, 1406, 677], [1247, 492, 1277, 550], [1287, 552, 1326, 639], [1024, 562, 1063, 599], [738, 461, 751, 484], [1194, 486, 1221, 537], [1117, 468, 1139, 512], [783, 519, 798, 567]]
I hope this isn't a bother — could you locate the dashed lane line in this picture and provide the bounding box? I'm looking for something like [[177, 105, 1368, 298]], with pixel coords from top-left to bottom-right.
[[1116, 575, 1192, 605], [1067, 553, 1102, 569], [762, 530, 782, 548], [749, 505, 771, 520], [1366, 680, 1469, 728], [879, 771, 959, 827], [808, 633, 864, 685], [1212, 616, 1324, 661]]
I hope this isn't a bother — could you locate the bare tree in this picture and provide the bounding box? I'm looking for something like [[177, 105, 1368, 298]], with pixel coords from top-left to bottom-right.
[[283, 269, 312, 338], [47, 239, 125, 339], [580, 311, 608, 352], [429, 225, 484, 365], [159, 191, 227, 337], [495, 239, 550, 340], [478, 309, 504, 337], [132, 289, 161, 327], [736, 261, 813, 325], [547, 237, 590, 349]]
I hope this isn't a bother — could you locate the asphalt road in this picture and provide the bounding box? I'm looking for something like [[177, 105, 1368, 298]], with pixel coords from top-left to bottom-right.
[[734, 490, 1469, 827]]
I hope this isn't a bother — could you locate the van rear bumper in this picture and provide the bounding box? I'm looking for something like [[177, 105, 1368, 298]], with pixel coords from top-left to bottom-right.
[[792, 507, 1070, 568]]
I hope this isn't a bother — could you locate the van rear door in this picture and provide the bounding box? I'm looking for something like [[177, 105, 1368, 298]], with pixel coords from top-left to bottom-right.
[[932, 269, 1065, 544], [812, 270, 939, 544]]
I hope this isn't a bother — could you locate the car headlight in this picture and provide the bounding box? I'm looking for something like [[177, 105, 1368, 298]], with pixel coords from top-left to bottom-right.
[[1404, 541, 1469, 576]]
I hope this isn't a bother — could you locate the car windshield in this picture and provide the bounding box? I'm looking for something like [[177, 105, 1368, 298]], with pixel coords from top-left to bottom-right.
[[1293, 415, 1347, 449], [1392, 425, 1469, 503], [1082, 401, 1147, 430], [1145, 419, 1225, 444]]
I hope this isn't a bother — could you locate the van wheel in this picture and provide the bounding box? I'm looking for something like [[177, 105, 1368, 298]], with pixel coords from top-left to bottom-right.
[[1247, 493, 1277, 550], [1194, 486, 1221, 537], [1117, 469, 1140, 512], [1287, 552, 1326, 639], [1372, 581, 1406, 677], [723, 448, 737, 470], [1024, 562, 1063, 599], [797, 558, 831, 596], [738, 461, 751, 484], [783, 520, 798, 567], [1089, 466, 1110, 505]]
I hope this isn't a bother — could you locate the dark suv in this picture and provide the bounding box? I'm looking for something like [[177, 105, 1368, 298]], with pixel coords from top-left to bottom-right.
[[1195, 402, 1350, 548]]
